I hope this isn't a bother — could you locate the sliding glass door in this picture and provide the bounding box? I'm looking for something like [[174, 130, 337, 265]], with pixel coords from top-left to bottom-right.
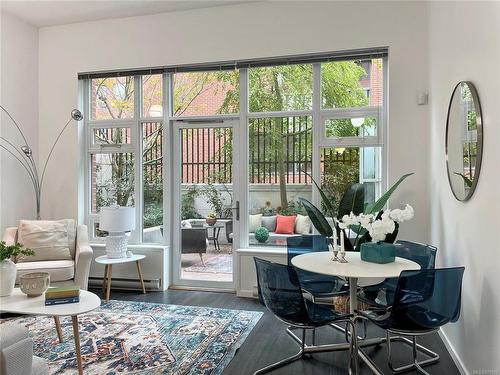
[[172, 120, 237, 289]]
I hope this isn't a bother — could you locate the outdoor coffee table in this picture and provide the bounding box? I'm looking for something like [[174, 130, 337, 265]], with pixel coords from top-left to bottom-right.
[[95, 254, 146, 302], [0, 288, 101, 375]]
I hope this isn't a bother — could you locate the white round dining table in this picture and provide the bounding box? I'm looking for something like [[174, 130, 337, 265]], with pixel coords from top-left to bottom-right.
[[291, 251, 420, 314]]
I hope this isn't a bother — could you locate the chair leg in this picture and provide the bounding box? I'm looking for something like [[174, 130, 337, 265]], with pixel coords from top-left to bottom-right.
[[199, 252, 205, 266], [346, 320, 359, 375], [254, 328, 306, 375], [387, 332, 439, 374]]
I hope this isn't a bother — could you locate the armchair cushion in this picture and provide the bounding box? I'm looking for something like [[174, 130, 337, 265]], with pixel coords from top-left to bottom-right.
[[3, 222, 92, 291], [16, 260, 75, 283], [17, 220, 73, 262], [0, 323, 49, 375]]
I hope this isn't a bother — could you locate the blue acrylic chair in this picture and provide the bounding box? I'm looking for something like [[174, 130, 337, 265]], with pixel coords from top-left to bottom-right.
[[355, 267, 465, 375], [357, 240, 437, 308], [287, 235, 349, 302], [253, 257, 358, 375]]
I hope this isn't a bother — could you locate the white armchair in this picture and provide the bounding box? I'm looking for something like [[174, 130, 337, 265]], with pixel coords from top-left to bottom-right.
[[3, 220, 93, 290], [0, 323, 48, 375]]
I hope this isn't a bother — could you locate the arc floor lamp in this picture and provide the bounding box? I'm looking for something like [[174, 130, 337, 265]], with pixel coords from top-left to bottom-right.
[[0, 105, 83, 219]]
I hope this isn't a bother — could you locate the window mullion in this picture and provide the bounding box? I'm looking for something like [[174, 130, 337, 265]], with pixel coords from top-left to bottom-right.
[[312, 63, 321, 211], [162, 73, 172, 248], [133, 75, 142, 243], [237, 68, 249, 249]]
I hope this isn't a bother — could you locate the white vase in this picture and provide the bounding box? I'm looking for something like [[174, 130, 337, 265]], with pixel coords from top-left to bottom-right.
[[0, 259, 17, 296]]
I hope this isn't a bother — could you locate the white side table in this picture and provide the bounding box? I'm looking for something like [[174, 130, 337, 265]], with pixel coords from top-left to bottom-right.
[[0, 288, 101, 375], [95, 254, 146, 302]]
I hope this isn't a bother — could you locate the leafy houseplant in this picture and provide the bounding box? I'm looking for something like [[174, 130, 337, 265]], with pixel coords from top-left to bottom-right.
[[0, 241, 35, 297], [299, 173, 414, 251]]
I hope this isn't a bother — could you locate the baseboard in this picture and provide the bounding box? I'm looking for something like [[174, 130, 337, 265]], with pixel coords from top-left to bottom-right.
[[438, 328, 469, 375], [169, 285, 235, 293]]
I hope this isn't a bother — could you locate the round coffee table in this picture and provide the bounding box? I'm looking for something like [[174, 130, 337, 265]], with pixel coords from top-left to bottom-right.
[[95, 254, 146, 302], [0, 288, 100, 375]]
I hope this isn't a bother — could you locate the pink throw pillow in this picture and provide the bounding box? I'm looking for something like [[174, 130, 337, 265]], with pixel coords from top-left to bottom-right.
[[275, 215, 297, 234]]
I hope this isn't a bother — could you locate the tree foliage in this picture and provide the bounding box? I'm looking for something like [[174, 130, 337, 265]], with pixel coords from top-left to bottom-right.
[[93, 60, 374, 221]]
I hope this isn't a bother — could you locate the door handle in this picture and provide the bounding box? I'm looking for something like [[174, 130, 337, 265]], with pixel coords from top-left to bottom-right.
[[231, 201, 240, 221]]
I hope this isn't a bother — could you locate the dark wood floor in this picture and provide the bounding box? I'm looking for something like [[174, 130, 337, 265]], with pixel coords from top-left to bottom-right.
[[89, 288, 460, 375]]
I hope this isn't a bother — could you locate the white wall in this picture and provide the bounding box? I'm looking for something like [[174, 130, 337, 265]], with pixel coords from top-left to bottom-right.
[[428, 2, 500, 374], [7, 0, 500, 371], [0, 11, 39, 233], [38, 1, 430, 243]]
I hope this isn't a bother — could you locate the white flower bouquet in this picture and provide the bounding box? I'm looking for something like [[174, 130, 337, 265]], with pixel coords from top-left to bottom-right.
[[338, 204, 414, 263], [339, 204, 414, 244]]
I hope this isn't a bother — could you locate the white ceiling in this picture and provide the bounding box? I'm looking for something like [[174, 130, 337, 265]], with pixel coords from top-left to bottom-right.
[[1, 0, 252, 27]]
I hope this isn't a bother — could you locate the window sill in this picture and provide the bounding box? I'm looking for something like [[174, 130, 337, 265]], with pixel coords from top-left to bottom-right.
[[90, 243, 168, 252], [235, 247, 286, 255]]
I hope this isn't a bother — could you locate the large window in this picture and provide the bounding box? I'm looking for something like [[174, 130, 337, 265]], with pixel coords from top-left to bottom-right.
[[83, 52, 386, 246], [246, 58, 384, 246], [86, 75, 164, 243]]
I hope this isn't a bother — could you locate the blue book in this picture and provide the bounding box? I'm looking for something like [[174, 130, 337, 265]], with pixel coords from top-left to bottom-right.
[[45, 296, 80, 306]]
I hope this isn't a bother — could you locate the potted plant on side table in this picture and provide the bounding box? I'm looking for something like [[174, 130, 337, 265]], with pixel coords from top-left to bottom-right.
[[206, 212, 218, 226], [0, 241, 34, 296]]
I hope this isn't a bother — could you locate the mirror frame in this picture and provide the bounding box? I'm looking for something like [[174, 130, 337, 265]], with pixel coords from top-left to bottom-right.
[[445, 81, 483, 201]]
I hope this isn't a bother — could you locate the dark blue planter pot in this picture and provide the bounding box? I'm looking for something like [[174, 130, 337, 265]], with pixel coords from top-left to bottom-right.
[[360, 242, 396, 264]]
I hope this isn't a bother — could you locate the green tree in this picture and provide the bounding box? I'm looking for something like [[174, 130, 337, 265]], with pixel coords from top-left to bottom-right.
[[218, 61, 370, 209], [93, 61, 375, 218]]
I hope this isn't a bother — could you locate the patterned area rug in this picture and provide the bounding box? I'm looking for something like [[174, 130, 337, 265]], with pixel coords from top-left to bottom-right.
[[1, 300, 262, 375], [184, 255, 233, 274]]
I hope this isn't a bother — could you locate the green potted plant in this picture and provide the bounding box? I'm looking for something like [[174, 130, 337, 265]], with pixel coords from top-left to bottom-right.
[[298, 173, 414, 252], [206, 212, 217, 226], [0, 241, 34, 296]]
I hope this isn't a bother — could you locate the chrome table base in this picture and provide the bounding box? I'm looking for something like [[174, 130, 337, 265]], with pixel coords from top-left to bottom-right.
[[254, 319, 440, 375]]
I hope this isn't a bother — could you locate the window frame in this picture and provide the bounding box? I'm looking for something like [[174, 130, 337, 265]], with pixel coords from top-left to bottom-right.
[[82, 55, 387, 246], [84, 75, 165, 243]]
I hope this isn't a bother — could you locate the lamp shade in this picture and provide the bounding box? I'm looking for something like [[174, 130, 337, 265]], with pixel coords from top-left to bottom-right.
[[99, 206, 136, 232]]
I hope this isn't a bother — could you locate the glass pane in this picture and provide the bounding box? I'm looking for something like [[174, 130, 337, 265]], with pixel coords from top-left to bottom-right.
[[248, 116, 312, 247], [320, 147, 381, 214], [173, 71, 239, 116], [179, 126, 233, 283], [325, 116, 377, 138], [249, 64, 313, 112], [91, 153, 134, 213], [93, 222, 108, 238], [181, 127, 233, 185], [142, 74, 163, 117], [143, 122, 164, 242], [91, 77, 134, 120], [93, 127, 131, 145], [321, 58, 383, 108]]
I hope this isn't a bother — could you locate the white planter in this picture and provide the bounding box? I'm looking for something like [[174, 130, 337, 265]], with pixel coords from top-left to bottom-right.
[[0, 259, 17, 297]]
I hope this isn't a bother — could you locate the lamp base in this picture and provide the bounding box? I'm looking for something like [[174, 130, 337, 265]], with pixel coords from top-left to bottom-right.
[[105, 233, 128, 258]]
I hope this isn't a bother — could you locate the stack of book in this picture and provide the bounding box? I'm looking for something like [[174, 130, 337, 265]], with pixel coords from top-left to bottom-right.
[[45, 286, 80, 306]]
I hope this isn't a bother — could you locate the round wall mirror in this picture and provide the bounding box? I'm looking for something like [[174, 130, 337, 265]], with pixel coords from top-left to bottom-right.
[[446, 81, 483, 201]]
